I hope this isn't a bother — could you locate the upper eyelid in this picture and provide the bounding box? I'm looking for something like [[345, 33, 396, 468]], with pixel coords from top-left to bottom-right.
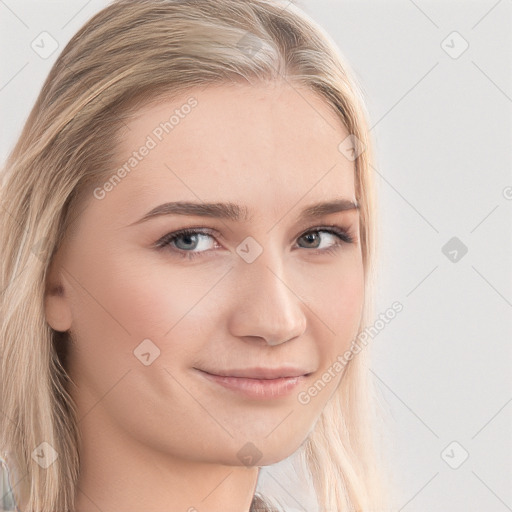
[[162, 224, 350, 237]]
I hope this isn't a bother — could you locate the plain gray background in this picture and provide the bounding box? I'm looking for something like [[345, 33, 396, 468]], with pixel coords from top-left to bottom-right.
[[1, 1, 511, 511]]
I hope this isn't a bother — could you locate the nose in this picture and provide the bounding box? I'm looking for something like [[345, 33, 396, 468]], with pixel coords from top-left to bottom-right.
[[227, 254, 307, 346]]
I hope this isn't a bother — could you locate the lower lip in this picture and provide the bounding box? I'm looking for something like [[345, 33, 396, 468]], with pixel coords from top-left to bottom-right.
[[197, 370, 306, 399]]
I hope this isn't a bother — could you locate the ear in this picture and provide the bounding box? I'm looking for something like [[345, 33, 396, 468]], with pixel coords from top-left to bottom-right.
[[44, 254, 73, 332]]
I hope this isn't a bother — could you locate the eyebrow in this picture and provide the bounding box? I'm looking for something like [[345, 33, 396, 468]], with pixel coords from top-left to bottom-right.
[[128, 198, 359, 226]]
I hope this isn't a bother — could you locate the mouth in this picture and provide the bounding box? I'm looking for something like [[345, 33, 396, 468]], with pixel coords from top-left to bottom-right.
[[194, 366, 313, 400], [196, 366, 314, 379]]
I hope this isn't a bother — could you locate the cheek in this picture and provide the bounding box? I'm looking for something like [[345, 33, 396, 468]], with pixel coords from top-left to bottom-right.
[[310, 254, 364, 328], [306, 256, 365, 364], [106, 262, 225, 340], [70, 250, 198, 335], [292, 261, 364, 410], [335, 267, 365, 332], [67, 256, 222, 373], [64, 255, 212, 420]]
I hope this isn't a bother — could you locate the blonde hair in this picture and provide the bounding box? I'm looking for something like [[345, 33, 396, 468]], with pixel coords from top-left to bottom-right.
[[0, 0, 391, 510]]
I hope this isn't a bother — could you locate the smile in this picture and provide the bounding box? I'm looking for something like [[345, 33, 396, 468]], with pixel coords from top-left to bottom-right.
[[195, 369, 308, 400]]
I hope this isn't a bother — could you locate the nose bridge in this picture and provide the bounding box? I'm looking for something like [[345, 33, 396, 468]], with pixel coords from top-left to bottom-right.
[[228, 244, 307, 346]]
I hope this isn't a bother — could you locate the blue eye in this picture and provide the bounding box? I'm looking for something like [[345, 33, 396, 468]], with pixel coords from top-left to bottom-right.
[[155, 226, 354, 260], [155, 228, 217, 260]]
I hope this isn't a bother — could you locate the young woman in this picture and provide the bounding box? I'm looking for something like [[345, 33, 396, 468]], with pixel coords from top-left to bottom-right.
[[0, 1, 390, 510]]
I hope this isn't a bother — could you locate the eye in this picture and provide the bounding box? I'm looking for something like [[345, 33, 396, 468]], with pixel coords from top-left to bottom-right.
[[297, 226, 354, 254], [155, 225, 355, 260], [155, 228, 218, 260]]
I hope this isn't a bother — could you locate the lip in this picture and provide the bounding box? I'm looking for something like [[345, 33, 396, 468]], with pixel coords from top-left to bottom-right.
[[198, 366, 312, 379], [195, 367, 312, 400]]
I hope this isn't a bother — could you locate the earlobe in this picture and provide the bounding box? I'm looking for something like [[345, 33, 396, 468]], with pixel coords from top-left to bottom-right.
[[44, 288, 73, 332], [44, 259, 73, 332]]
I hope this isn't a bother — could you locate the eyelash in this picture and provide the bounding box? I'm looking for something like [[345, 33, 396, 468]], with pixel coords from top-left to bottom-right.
[[154, 225, 355, 261]]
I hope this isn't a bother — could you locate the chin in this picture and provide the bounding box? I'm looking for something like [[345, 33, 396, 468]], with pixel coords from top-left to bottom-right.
[[230, 432, 308, 468]]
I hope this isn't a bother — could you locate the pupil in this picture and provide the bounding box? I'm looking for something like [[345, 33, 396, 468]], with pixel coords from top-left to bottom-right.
[[180, 234, 196, 249], [304, 233, 319, 247]]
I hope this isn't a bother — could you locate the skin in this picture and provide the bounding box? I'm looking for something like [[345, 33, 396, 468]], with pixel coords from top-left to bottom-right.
[[44, 80, 365, 512]]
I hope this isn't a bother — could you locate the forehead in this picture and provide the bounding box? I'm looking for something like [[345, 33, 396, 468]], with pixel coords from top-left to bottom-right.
[[101, 81, 357, 222]]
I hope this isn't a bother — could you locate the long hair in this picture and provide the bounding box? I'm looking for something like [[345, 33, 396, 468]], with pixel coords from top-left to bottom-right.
[[0, 1, 390, 510]]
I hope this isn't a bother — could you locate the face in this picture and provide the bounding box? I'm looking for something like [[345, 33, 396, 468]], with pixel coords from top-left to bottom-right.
[[45, 81, 364, 467]]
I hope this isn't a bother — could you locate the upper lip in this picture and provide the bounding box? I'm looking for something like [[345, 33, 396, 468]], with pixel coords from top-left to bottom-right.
[[197, 366, 313, 379]]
